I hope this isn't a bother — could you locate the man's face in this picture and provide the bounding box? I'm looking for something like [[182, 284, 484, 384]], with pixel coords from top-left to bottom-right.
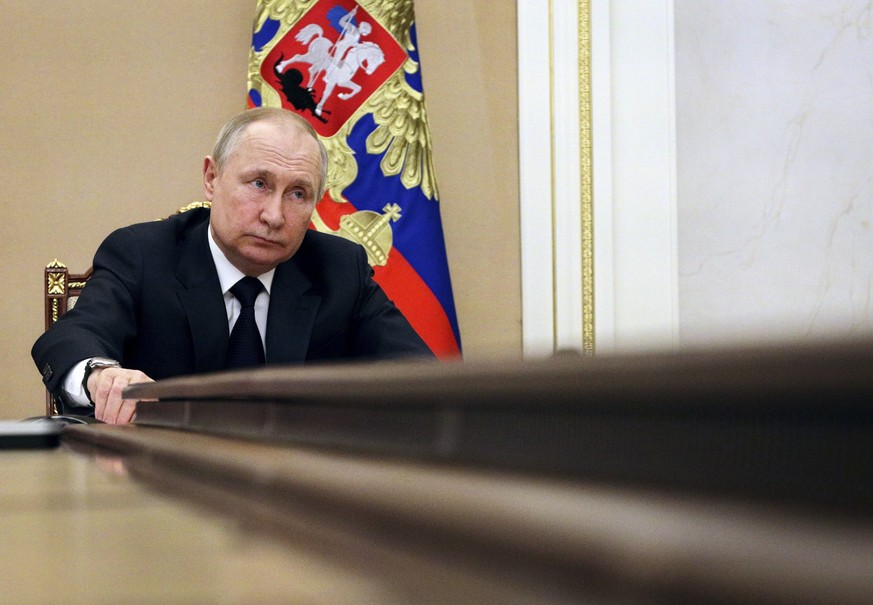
[[204, 120, 322, 276]]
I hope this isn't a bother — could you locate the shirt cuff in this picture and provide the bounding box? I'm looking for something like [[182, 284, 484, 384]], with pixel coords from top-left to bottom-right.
[[61, 359, 94, 408]]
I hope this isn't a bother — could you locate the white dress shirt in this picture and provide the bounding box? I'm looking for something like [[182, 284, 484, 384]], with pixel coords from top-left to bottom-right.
[[60, 225, 274, 407], [207, 225, 274, 342]]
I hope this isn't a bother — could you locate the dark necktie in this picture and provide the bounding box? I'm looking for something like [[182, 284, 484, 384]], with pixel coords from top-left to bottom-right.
[[225, 276, 265, 369]]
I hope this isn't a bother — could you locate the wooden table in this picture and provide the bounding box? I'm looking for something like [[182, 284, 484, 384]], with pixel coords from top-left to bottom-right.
[[5, 338, 873, 603]]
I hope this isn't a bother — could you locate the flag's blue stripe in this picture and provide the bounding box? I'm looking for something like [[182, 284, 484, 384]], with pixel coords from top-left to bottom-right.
[[344, 115, 461, 345]]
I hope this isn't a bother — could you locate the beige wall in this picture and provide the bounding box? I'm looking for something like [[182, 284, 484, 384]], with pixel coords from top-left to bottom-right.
[[0, 1, 520, 419]]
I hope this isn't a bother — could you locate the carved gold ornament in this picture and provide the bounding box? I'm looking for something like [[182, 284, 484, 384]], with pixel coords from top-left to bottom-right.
[[46, 259, 67, 295], [175, 201, 212, 215], [47, 272, 66, 296]]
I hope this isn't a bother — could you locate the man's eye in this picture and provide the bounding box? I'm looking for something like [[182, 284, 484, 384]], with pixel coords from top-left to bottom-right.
[[252, 179, 267, 189]]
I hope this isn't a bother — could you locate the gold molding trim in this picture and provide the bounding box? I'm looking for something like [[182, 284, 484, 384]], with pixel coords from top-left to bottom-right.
[[579, 0, 594, 355]]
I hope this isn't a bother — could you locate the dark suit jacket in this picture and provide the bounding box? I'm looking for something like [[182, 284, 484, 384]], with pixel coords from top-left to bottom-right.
[[33, 208, 432, 399]]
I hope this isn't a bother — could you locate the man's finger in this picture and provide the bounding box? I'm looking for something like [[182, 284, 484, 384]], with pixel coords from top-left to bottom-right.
[[116, 399, 137, 424]]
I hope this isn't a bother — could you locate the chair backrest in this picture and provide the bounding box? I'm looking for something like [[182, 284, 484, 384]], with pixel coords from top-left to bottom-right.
[[43, 260, 93, 415], [41, 202, 212, 416], [44, 260, 92, 332]]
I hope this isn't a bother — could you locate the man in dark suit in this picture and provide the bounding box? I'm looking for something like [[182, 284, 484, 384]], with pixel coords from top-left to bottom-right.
[[32, 107, 432, 424]]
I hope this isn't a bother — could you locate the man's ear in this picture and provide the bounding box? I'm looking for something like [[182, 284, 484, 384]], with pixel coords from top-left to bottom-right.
[[203, 156, 218, 200]]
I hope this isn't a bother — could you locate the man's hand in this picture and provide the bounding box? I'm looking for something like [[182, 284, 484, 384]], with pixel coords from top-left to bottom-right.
[[87, 367, 154, 424]]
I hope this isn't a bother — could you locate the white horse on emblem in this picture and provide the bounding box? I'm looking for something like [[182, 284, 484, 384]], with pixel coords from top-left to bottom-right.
[[276, 24, 333, 88], [275, 23, 386, 116], [317, 41, 384, 113]]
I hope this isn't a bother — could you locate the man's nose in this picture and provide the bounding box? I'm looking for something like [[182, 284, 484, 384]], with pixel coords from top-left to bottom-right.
[[260, 195, 285, 228]]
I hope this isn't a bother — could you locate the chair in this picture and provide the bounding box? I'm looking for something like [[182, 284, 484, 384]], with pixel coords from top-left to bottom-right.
[[41, 202, 211, 416], [43, 261, 92, 415]]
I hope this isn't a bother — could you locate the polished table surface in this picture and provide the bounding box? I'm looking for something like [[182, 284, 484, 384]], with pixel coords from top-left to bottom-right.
[[2, 423, 871, 604], [3, 445, 432, 605], [7, 338, 873, 603]]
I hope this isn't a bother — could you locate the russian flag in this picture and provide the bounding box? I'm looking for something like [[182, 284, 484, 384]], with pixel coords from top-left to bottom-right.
[[246, 1, 461, 357]]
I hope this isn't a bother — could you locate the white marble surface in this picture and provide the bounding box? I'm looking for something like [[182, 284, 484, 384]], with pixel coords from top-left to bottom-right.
[[675, 0, 873, 344]]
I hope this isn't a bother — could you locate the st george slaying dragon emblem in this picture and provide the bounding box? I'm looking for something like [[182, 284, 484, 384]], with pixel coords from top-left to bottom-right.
[[247, 0, 440, 266]]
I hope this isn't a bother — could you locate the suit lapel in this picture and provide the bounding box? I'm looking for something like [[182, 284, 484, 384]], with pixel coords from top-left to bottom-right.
[[266, 259, 320, 364], [175, 220, 228, 373]]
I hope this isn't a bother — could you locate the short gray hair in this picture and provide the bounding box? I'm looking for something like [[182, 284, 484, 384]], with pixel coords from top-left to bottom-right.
[[211, 106, 329, 199]]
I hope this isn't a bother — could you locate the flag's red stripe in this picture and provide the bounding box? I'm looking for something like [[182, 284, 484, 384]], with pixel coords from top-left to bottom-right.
[[314, 196, 352, 230], [315, 197, 460, 358], [374, 249, 461, 358]]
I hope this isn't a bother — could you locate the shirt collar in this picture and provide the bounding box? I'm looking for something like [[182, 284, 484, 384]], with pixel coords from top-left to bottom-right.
[[207, 224, 275, 295]]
